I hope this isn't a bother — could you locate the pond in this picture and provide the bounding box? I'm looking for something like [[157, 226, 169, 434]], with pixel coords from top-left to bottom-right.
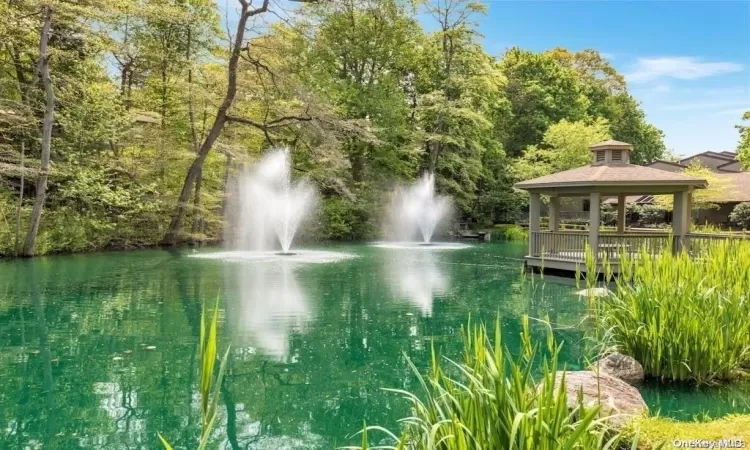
[[1, 242, 749, 449]]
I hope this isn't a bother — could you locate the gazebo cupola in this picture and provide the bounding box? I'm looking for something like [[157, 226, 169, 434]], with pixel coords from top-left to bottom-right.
[[590, 139, 632, 166]]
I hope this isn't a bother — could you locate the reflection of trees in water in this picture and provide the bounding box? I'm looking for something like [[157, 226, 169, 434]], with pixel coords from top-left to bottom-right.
[[0, 251, 210, 448], [4, 247, 736, 448]]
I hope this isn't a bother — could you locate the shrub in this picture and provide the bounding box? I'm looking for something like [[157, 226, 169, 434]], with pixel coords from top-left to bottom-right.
[[638, 204, 668, 227], [600, 204, 616, 226], [500, 224, 528, 241], [729, 202, 750, 229], [352, 316, 629, 449], [594, 240, 750, 384]]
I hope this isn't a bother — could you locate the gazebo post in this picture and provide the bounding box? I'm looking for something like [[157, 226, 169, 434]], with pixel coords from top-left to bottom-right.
[[616, 194, 626, 233], [529, 193, 541, 256], [672, 191, 689, 253], [549, 196, 560, 232], [589, 192, 601, 259]]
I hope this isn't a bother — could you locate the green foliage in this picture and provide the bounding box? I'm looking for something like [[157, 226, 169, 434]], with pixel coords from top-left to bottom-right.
[[500, 48, 590, 157], [736, 111, 750, 169], [631, 415, 750, 448], [594, 240, 750, 384], [0, 0, 667, 255], [654, 161, 725, 212], [315, 194, 378, 241], [351, 316, 630, 449], [515, 118, 611, 180], [729, 202, 750, 229], [499, 224, 528, 241], [629, 204, 669, 227]]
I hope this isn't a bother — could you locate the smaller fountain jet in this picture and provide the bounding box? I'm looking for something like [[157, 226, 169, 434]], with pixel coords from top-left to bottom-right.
[[390, 173, 451, 244]]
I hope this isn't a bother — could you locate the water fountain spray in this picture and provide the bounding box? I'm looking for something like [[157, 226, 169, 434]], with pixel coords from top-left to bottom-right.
[[389, 173, 451, 244], [228, 148, 316, 254]]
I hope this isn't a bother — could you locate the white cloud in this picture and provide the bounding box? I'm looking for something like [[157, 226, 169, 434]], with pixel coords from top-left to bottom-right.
[[626, 57, 742, 83], [660, 100, 749, 111], [716, 108, 749, 117]]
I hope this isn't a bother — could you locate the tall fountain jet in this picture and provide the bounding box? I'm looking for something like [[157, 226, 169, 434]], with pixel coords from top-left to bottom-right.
[[228, 148, 316, 254], [389, 173, 451, 244]]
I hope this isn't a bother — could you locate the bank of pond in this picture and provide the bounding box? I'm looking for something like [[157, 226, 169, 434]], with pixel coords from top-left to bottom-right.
[[0, 241, 747, 448]]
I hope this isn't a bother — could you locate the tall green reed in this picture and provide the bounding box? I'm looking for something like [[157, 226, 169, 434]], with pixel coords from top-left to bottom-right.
[[594, 240, 750, 384], [159, 299, 230, 449], [349, 316, 632, 450]]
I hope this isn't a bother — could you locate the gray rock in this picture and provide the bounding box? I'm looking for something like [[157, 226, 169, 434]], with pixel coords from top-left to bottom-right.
[[590, 352, 645, 385], [545, 370, 648, 427]]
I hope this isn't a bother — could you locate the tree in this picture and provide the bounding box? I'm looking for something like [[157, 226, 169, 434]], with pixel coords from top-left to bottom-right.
[[729, 202, 750, 229], [514, 118, 611, 181], [23, 4, 54, 256], [298, 0, 421, 182], [500, 48, 589, 157], [736, 111, 750, 169], [162, 0, 318, 245], [546, 48, 665, 164], [415, 0, 511, 219], [654, 161, 727, 211]]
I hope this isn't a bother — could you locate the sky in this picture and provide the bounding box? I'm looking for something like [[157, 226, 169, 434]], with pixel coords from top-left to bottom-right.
[[467, 0, 750, 157]]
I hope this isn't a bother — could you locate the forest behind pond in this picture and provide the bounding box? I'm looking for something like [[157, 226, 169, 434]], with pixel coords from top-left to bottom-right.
[[0, 0, 669, 256]]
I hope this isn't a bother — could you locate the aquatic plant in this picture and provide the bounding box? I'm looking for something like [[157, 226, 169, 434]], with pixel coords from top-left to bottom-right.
[[595, 240, 750, 384], [159, 300, 230, 449], [349, 316, 631, 449]]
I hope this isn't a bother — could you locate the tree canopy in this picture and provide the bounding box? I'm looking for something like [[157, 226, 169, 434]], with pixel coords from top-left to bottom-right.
[[0, 0, 667, 255]]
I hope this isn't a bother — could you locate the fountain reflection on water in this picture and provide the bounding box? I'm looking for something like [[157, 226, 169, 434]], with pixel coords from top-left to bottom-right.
[[387, 250, 449, 316], [227, 260, 311, 360]]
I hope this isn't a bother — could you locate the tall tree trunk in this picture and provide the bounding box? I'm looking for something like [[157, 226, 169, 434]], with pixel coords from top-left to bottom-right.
[[162, 0, 269, 245], [190, 168, 203, 240], [186, 25, 204, 239], [15, 141, 25, 256], [220, 153, 233, 242], [23, 6, 54, 257]]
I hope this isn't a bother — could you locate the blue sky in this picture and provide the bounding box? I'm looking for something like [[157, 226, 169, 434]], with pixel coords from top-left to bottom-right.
[[466, 0, 750, 156]]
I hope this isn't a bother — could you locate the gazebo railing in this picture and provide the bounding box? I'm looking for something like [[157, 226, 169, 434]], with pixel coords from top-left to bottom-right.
[[530, 231, 588, 262], [688, 232, 750, 257], [598, 233, 671, 259], [530, 231, 672, 262]]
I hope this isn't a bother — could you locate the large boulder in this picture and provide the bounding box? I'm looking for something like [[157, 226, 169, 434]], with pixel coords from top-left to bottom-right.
[[546, 370, 648, 427], [589, 352, 645, 385]]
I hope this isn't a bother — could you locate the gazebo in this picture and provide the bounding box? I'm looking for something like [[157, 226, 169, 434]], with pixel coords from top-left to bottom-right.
[[514, 140, 708, 273]]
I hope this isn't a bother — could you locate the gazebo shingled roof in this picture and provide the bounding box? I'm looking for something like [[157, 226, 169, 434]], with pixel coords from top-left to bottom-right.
[[515, 139, 707, 191], [515, 164, 708, 190]]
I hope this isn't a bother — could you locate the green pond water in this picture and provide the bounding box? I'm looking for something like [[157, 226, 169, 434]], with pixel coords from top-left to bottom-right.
[[1, 242, 749, 449]]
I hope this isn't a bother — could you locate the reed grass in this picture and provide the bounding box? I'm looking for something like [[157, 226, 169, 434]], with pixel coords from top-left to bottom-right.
[[349, 316, 633, 449], [594, 240, 750, 384], [159, 299, 230, 449]]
